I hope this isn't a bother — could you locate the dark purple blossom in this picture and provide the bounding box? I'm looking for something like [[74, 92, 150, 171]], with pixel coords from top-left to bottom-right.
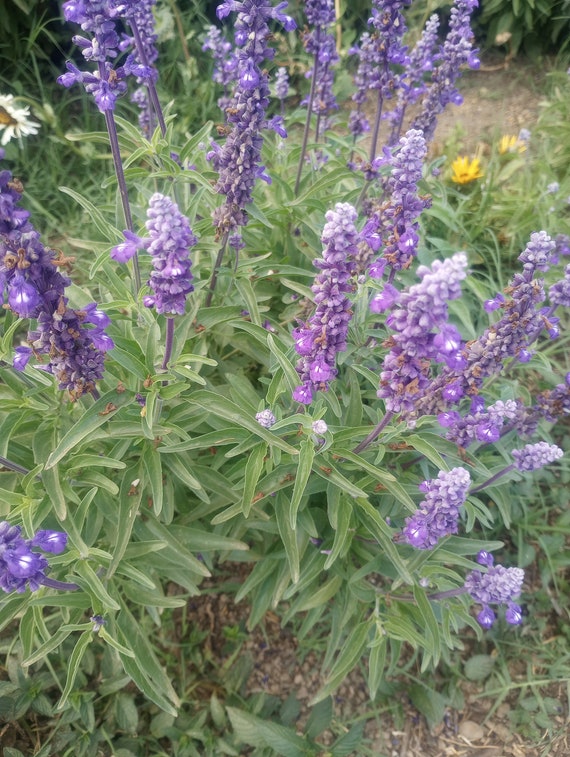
[[0, 521, 68, 594], [0, 159, 112, 398], [293, 203, 359, 405], [210, 0, 295, 239], [411, 0, 479, 142], [403, 467, 471, 549], [58, 0, 129, 112], [464, 552, 524, 629]]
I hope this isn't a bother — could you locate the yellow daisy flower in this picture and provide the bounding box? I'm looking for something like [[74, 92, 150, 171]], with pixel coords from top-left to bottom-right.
[[498, 134, 527, 155], [450, 156, 484, 185]]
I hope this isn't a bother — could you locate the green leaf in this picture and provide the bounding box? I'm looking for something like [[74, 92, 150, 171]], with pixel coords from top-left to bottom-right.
[[291, 575, 343, 613], [22, 623, 90, 667], [227, 707, 311, 757], [73, 560, 121, 611], [56, 631, 93, 710], [142, 443, 163, 517], [312, 460, 368, 499], [138, 519, 211, 577], [107, 464, 143, 580], [405, 433, 450, 470], [117, 604, 180, 715], [266, 333, 300, 393], [45, 390, 135, 468], [367, 636, 387, 699], [408, 683, 447, 729], [413, 585, 440, 668], [330, 721, 366, 756], [304, 696, 333, 739], [355, 498, 414, 584], [241, 442, 267, 517], [275, 492, 300, 584], [312, 621, 371, 704], [464, 654, 496, 681], [289, 438, 315, 528], [59, 186, 120, 242], [324, 496, 353, 570]]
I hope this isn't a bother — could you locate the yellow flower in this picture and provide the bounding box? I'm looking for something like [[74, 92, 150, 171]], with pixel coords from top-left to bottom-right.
[[450, 156, 484, 185], [498, 134, 527, 155]]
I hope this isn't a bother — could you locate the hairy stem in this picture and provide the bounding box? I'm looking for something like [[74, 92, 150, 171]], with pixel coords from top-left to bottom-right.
[[352, 410, 394, 454], [294, 30, 321, 196]]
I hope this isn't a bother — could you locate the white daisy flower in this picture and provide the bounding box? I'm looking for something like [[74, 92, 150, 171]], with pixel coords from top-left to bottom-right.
[[0, 94, 40, 145]]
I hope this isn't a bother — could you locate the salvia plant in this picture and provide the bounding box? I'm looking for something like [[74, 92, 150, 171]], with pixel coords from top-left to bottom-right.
[[0, 0, 568, 746]]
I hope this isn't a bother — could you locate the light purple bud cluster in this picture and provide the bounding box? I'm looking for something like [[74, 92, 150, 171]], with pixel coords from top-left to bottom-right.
[[112, 193, 196, 315], [403, 467, 471, 549], [256, 408, 276, 428], [362, 130, 430, 277], [202, 25, 238, 113], [0, 521, 67, 594], [0, 156, 113, 397], [58, 0, 129, 112], [512, 441, 563, 472], [411, 0, 480, 142], [440, 398, 519, 447], [377, 253, 468, 414], [292, 203, 359, 405], [464, 551, 524, 629], [209, 0, 295, 239]]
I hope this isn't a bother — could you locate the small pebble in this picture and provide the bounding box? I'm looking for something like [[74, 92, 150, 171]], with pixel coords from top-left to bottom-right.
[[459, 720, 485, 741]]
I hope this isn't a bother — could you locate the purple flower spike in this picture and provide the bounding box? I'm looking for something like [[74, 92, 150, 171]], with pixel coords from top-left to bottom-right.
[[211, 0, 295, 240], [293, 203, 359, 403], [378, 252, 468, 414], [364, 129, 430, 279], [403, 467, 471, 549], [512, 441, 563, 472], [0, 155, 112, 398], [464, 560, 524, 629], [136, 193, 197, 316], [412, 0, 480, 142]]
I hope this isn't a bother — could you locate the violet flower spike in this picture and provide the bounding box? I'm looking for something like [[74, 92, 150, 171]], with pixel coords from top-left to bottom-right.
[[464, 554, 524, 629], [0, 157, 112, 398], [362, 129, 430, 278], [402, 467, 471, 550], [412, 231, 556, 420], [211, 0, 295, 239], [411, 0, 479, 143], [292, 202, 359, 405], [141, 193, 196, 317]]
